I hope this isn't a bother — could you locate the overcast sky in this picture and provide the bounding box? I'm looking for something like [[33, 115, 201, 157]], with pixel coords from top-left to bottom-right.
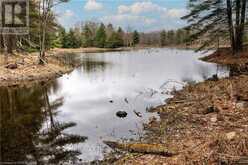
[[54, 0, 188, 32]]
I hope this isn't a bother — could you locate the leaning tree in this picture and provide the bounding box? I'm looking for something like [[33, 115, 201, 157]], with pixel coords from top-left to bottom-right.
[[182, 0, 247, 54]]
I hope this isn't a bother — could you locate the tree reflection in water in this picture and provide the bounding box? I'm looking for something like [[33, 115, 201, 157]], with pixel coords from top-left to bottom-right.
[[0, 82, 87, 164], [81, 56, 108, 73], [55, 53, 109, 73]]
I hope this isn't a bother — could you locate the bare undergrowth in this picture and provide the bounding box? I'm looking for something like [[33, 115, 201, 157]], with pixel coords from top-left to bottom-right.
[[114, 75, 248, 164], [0, 53, 71, 87]]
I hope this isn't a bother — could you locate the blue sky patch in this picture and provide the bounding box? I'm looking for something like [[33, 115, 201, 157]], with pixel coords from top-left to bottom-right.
[[54, 0, 188, 32]]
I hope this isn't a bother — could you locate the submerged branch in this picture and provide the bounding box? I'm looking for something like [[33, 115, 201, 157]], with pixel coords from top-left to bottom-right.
[[104, 141, 177, 157]]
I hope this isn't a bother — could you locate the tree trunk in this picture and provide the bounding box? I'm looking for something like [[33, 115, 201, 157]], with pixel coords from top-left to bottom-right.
[[238, 0, 247, 51], [0, 35, 4, 51], [38, 0, 46, 64], [6, 35, 14, 54], [226, 0, 236, 54], [235, 0, 241, 51], [39, 22, 47, 64], [236, 0, 241, 26], [38, 0, 52, 65]]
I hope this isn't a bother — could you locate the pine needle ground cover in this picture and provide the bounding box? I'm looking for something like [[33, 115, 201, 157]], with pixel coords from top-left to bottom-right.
[[114, 74, 248, 164]]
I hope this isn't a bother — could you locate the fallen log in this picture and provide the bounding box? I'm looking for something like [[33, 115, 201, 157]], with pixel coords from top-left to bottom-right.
[[104, 141, 177, 157]]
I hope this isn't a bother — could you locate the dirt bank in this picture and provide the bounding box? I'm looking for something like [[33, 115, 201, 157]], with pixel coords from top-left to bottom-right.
[[0, 53, 72, 87], [49, 47, 136, 55], [0, 47, 139, 87], [107, 49, 248, 164], [201, 47, 248, 66]]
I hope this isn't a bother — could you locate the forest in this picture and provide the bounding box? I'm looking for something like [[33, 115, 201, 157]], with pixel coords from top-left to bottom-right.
[[0, 0, 247, 58], [1, 0, 248, 164], [0, 0, 192, 61]]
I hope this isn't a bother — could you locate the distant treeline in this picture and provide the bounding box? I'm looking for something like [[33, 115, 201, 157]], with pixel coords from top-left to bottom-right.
[[0, 18, 192, 55], [57, 22, 140, 49], [56, 21, 191, 49], [140, 29, 191, 47]]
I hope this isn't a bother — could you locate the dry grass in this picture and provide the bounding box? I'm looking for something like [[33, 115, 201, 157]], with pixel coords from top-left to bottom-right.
[[102, 48, 248, 164], [0, 52, 71, 87], [201, 47, 248, 66], [49, 47, 133, 55], [114, 75, 248, 165]]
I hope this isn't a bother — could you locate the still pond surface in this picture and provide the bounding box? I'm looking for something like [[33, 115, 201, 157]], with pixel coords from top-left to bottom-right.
[[0, 48, 228, 163]]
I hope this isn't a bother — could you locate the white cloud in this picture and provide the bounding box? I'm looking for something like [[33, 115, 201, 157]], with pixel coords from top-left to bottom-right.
[[56, 9, 77, 29], [100, 14, 156, 26], [64, 10, 74, 17], [117, 1, 187, 19], [118, 2, 166, 15], [57, 9, 75, 23], [84, 0, 103, 11], [166, 9, 188, 18], [99, 1, 187, 32], [118, 5, 130, 14]]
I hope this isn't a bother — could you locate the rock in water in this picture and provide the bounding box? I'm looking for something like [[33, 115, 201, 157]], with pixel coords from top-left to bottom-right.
[[207, 74, 218, 81], [116, 111, 127, 118], [5, 63, 18, 69]]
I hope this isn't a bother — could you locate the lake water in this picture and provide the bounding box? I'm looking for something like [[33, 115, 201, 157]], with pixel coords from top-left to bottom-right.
[[0, 48, 228, 163]]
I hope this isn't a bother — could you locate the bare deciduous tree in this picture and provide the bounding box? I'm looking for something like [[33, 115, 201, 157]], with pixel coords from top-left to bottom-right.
[[38, 0, 69, 64]]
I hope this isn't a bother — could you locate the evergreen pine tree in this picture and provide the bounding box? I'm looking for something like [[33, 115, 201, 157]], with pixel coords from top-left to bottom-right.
[[167, 30, 175, 45], [117, 27, 124, 46], [60, 28, 67, 48], [132, 30, 140, 46], [62, 29, 81, 48], [182, 0, 247, 53], [82, 25, 93, 47], [106, 32, 124, 48], [160, 30, 167, 46], [95, 23, 106, 48]]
